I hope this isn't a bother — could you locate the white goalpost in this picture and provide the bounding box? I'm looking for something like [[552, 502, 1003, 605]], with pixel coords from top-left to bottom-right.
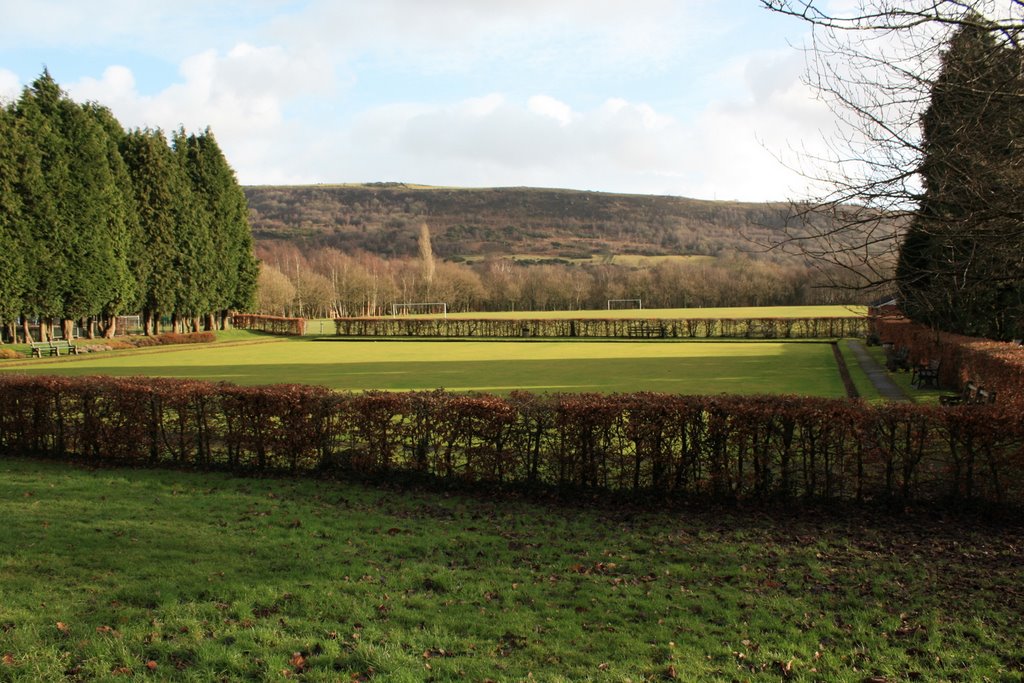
[[607, 298, 642, 310], [390, 302, 449, 318]]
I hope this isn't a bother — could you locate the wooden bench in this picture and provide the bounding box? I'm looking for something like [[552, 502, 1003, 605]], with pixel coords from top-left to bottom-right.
[[939, 381, 978, 406], [939, 381, 995, 406], [30, 341, 51, 357], [911, 359, 940, 388], [29, 340, 79, 358], [54, 340, 79, 356], [883, 344, 910, 372]]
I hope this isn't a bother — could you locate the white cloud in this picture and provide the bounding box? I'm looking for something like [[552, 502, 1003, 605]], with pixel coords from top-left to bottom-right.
[[0, 69, 20, 102], [32, 31, 835, 202], [302, 43, 837, 202], [315, 92, 695, 192], [49, 41, 341, 190], [684, 51, 838, 201], [527, 95, 572, 127], [0, 1, 296, 61], [72, 65, 137, 101], [0, 2, 840, 200], [63, 42, 334, 178], [267, 0, 704, 76]]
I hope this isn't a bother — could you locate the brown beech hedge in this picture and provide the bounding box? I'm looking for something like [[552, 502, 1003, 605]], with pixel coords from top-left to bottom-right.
[[874, 317, 1024, 403], [2, 374, 1022, 507], [232, 314, 306, 336], [333, 316, 868, 339]]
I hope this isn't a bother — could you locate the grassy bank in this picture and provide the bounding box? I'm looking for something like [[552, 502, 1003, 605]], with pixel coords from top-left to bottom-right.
[[0, 458, 1020, 681]]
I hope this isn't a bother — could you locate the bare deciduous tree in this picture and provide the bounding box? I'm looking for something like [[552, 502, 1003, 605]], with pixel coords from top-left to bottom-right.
[[760, 0, 1024, 307]]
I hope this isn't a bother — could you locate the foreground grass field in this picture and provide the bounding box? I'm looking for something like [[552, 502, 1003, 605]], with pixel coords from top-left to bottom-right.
[[1, 458, 1021, 681], [3, 337, 848, 396]]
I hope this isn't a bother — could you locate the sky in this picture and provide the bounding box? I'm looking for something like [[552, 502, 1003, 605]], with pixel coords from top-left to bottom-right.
[[0, 0, 842, 202]]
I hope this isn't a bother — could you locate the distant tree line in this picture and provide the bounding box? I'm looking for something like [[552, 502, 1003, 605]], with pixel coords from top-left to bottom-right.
[[0, 71, 258, 343], [254, 239, 859, 318]]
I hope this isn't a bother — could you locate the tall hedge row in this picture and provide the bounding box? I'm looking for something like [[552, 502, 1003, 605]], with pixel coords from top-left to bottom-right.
[[873, 317, 1024, 404], [333, 316, 868, 339], [231, 314, 306, 336], [1, 374, 1021, 507]]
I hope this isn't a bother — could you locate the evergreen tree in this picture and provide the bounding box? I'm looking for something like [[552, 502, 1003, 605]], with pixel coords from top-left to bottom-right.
[[7, 72, 137, 340], [179, 129, 258, 327], [169, 128, 215, 331], [0, 105, 28, 342], [83, 103, 141, 337], [121, 129, 182, 335], [11, 71, 71, 341], [4, 71, 258, 339], [56, 96, 135, 338], [897, 22, 1024, 339]]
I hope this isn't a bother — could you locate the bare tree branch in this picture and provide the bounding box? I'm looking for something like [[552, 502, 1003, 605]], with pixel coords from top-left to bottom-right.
[[758, 0, 1024, 309]]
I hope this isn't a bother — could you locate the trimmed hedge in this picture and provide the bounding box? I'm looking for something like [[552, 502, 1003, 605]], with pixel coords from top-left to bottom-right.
[[232, 314, 306, 336], [1, 374, 1021, 507], [127, 331, 217, 347], [873, 317, 1024, 404], [333, 316, 868, 339]]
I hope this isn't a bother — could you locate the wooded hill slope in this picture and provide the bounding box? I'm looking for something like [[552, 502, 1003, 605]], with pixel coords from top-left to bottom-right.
[[244, 183, 806, 263]]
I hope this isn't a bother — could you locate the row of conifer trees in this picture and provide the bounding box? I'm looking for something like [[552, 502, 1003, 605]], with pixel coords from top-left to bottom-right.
[[0, 71, 258, 343]]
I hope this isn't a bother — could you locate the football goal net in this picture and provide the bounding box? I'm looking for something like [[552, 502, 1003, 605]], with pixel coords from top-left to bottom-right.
[[607, 298, 643, 311], [391, 302, 448, 318]]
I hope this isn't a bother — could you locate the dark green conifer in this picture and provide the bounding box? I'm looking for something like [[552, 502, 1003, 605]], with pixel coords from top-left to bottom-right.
[[82, 103, 141, 337], [121, 128, 182, 334], [177, 129, 258, 328], [897, 23, 1024, 339], [0, 104, 28, 342]]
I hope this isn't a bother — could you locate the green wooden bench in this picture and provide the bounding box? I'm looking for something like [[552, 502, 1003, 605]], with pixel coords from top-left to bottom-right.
[[52, 340, 79, 356], [30, 341, 53, 357], [30, 340, 79, 357]]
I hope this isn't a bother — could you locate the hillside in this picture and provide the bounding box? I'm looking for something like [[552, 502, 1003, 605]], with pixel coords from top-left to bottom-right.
[[244, 184, 807, 262]]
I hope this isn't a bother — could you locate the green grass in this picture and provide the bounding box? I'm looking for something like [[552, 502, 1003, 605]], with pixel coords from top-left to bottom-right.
[[3, 337, 848, 396], [840, 340, 885, 403], [1, 457, 1021, 681], [861, 344, 947, 404]]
